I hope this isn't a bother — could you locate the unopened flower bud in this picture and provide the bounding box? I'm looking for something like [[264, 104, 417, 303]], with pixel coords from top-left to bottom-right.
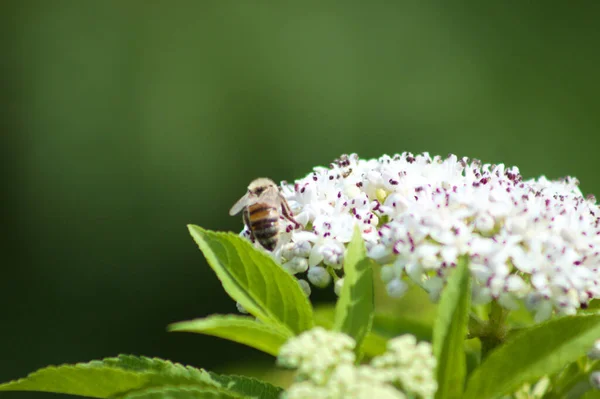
[[308, 266, 332, 288], [297, 279, 311, 297], [380, 265, 395, 283], [386, 278, 408, 298]]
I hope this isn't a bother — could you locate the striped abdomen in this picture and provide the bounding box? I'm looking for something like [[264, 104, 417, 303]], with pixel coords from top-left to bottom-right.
[[247, 202, 280, 251]]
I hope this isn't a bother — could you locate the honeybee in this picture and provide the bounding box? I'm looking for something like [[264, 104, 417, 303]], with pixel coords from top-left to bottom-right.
[[229, 178, 300, 251]]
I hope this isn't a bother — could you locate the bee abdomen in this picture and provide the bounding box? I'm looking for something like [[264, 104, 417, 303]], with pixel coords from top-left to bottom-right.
[[252, 223, 279, 251], [252, 218, 279, 242], [247, 203, 280, 251], [249, 205, 275, 216]]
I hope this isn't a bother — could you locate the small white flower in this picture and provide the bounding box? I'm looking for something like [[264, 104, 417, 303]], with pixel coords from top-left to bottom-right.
[[308, 238, 346, 270], [524, 293, 554, 323], [283, 257, 309, 274], [380, 265, 396, 283], [371, 335, 437, 399], [386, 278, 408, 298], [422, 276, 445, 302], [277, 327, 356, 385]]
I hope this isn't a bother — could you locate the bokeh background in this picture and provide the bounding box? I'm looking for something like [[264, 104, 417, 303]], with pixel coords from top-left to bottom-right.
[[2, 2, 599, 397]]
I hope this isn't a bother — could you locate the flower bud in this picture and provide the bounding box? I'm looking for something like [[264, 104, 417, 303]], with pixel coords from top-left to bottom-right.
[[380, 265, 395, 283], [297, 279, 311, 297], [308, 266, 332, 288], [386, 278, 408, 298], [283, 257, 309, 274]]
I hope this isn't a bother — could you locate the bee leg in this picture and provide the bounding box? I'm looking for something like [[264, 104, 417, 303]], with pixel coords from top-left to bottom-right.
[[243, 209, 255, 242], [280, 200, 301, 229]]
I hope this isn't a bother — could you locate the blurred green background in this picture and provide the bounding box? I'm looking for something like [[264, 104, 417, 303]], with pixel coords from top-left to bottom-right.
[[2, 1, 599, 397]]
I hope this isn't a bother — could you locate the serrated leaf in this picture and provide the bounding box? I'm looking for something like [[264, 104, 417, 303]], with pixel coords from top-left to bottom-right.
[[208, 372, 284, 399], [0, 355, 282, 399], [168, 314, 291, 356], [433, 256, 471, 399], [188, 225, 313, 335], [464, 312, 600, 399], [123, 385, 239, 399], [333, 226, 374, 355]]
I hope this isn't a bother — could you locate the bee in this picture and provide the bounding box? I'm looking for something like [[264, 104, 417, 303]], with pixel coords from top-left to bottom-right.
[[229, 178, 300, 251]]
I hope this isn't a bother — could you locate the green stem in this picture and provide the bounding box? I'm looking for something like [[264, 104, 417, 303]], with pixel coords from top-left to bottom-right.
[[326, 266, 340, 283], [480, 302, 509, 358], [468, 302, 510, 360], [468, 312, 486, 339]]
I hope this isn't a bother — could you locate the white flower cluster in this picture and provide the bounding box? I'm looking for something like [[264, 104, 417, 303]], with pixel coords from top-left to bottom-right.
[[276, 327, 355, 385], [240, 153, 600, 320], [278, 328, 436, 399], [371, 335, 437, 398], [284, 365, 405, 399]]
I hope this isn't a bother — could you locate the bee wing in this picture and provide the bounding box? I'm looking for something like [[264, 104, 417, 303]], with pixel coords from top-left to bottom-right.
[[258, 186, 281, 204], [229, 193, 252, 216]]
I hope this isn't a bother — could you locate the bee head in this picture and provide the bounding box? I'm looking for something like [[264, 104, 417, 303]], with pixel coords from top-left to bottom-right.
[[248, 177, 277, 196]]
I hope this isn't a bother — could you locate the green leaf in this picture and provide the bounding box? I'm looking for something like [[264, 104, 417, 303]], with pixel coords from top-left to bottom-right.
[[168, 314, 291, 356], [433, 256, 471, 399], [361, 330, 388, 357], [464, 312, 600, 399], [0, 355, 282, 399], [188, 225, 314, 335], [208, 372, 284, 398], [123, 386, 240, 399], [372, 313, 433, 342], [333, 226, 375, 355], [313, 304, 336, 326], [588, 299, 600, 310], [581, 390, 600, 399]]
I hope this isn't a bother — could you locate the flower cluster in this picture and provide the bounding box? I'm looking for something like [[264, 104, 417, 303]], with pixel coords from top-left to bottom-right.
[[278, 328, 436, 399], [371, 335, 437, 398], [276, 327, 355, 385], [239, 153, 600, 320], [284, 365, 405, 399]]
